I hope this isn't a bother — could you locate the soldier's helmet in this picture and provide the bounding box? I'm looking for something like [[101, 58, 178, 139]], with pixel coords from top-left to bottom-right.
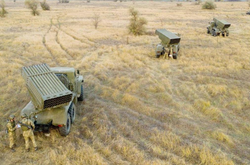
[[21, 113, 27, 118], [9, 114, 15, 120]]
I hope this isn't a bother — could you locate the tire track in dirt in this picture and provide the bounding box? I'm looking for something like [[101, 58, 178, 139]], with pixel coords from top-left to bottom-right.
[[56, 16, 95, 46], [199, 73, 250, 84], [65, 135, 111, 165], [77, 109, 131, 165], [42, 18, 60, 66], [61, 28, 95, 46], [55, 17, 101, 64], [115, 45, 180, 81], [53, 15, 102, 62], [82, 52, 186, 134], [82, 93, 191, 164], [58, 26, 95, 47], [87, 70, 180, 129], [53, 16, 74, 60], [77, 98, 130, 165], [82, 101, 155, 165], [132, 51, 189, 107], [73, 131, 113, 164], [93, 83, 206, 147], [54, 16, 97, 61], [91, 138, 129, 165], [93, 98, 209, 165], [102, 102, 187, 165], [90, 84, 168, 129], [87, 133, 130, 165]]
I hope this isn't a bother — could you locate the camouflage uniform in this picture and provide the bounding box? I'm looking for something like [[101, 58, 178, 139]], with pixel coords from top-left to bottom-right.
[[6, 115, 16, 150], [20, 116, 37, 151]]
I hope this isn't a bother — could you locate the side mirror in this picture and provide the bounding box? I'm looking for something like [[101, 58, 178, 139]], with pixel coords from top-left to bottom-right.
[[77, 70, 80, 74], [68, 83, 73, 91]]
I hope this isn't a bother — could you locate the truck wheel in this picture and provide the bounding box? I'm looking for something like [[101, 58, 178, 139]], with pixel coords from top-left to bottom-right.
[[161, 51, 165, 55], [207, 29, 210, 34], [69, 103, 76, 123], [222, 33, 225, 37], [59, 113, 71, 136], [226, 33, 229, 36], [156, 55, 160, 58], [173, 54, 177, 59], [78, 85, 84, 101], [212, 30, 216, 37]]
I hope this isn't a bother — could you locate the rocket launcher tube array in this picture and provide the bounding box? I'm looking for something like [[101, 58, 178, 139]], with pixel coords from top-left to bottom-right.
[[213, 18, 231, 30], [22, 64, 73, 110], [155, 29, 181, 46]]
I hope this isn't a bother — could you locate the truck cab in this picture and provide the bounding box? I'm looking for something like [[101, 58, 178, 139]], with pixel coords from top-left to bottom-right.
[[51, 67, 84, 102]]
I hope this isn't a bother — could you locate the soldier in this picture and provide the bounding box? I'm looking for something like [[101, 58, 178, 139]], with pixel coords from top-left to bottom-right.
[[20, 113, 38, 152], [6, 114, 17, 152]]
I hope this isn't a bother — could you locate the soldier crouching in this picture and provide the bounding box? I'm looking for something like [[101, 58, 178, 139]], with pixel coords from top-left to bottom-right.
[[6, 114, 17, 152], [20, 113, 38, 152]]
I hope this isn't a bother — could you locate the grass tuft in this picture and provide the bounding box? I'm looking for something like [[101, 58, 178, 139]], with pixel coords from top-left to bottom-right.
[[194, 99, 222, 120], [202, 0, 217, 9]]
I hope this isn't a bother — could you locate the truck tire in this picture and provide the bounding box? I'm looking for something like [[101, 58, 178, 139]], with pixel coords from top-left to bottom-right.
[[212, 30, 216, 37], [69, 103, 76, 123], [173, 54, 177, 59], [161, 50, 165, 55], [156, 54, 160, 58], [207, 29, 210, 34], [59, 113, 71, 136], [78, 85, 84, 101]]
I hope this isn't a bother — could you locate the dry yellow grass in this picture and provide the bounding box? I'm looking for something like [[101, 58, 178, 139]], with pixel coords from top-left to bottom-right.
[[0, 1, 250, 165]]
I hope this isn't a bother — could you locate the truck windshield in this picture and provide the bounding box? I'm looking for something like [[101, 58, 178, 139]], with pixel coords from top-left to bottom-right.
[[55, 74, 70, 89]]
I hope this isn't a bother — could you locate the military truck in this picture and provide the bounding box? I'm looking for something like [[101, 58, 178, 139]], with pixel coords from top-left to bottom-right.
[[207, 18, 231, 37], [155, 29, 181, 59], [21, 64, 84, 136]]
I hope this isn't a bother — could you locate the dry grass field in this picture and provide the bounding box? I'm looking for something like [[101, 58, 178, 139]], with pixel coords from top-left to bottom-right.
[[0, 0, 250, 165]]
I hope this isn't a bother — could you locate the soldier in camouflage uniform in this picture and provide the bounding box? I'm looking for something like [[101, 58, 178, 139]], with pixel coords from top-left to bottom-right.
[[20, 113, 38, 152], [6, 114, 17, 152]]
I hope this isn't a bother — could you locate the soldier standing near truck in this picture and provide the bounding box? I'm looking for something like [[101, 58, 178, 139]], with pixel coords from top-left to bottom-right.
[[6, 114, 17, 152], [20, 113, 38, 152]]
